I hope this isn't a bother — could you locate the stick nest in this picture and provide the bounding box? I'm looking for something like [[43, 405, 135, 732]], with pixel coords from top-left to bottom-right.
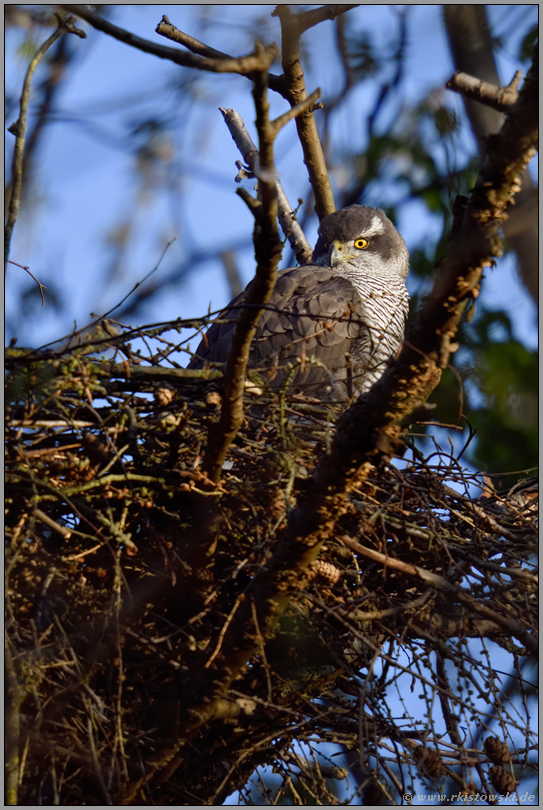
[[5, 330, 538, 805]]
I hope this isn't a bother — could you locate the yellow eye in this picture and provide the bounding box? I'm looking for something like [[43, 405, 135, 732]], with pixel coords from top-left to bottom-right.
[[354, 238, 368, 249]]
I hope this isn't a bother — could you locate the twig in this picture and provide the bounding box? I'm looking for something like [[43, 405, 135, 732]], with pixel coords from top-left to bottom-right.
[[220, 107, 314, 264], [447, 69, 524, 113], [156, 14, 285, 95], [205, 595, 244, 668], [33, 509, 72, 538], [5, 13, 86, 271], [86, 716, 113, 805], [7, 239, 178, 361], [6, 260, 47, 306], [270, 89, 323, 135], [156, 14, 231, 59], [251, 599, 273, 702]]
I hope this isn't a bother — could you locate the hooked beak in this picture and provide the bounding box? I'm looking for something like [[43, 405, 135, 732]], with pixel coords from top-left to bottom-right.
[[328, 240, 344, 268]]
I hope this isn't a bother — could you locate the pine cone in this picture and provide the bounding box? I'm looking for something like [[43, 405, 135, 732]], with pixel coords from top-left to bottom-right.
[[308, 560, 341, 586], [413, 746, 445, 779], [484, 736, 511, 765], [154, 385, 174, 406], [488, 765, 517, 795]]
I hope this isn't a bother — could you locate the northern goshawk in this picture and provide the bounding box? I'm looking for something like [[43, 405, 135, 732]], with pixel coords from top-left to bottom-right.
[[188, 205, 409, 400]]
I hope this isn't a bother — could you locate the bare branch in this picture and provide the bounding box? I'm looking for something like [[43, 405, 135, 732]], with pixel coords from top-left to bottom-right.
[[156, 14, 231, 59], [220, 108, 313, 264], [202, 59, 283, 483], [155, 14, 286, 96], [447, 69, 524, 112], [5, 13, 85, 271], [60, 6, 286, 92], [235, 187, 262, 218], [273, 5, 337, 220]]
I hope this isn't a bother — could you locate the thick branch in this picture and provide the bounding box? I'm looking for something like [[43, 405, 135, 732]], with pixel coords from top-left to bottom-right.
[[444, 6, 538, 307], [273, 5, 338, 220], [202, 56, 283, 483], [220, 108, 313, 264], [447, 69, 523, 113]]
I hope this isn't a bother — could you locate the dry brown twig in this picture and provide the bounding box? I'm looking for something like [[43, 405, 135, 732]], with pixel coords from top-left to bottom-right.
[[6, 260, 47, 306]]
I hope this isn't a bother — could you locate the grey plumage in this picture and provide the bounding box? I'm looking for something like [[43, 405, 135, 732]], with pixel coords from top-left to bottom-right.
[[188, 205, 409, 400]]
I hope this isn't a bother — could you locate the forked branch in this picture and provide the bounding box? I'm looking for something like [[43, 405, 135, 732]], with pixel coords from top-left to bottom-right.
[[60, 6, 279, 79], [272, 4, 343, 219], [220, 107, 314, 264]]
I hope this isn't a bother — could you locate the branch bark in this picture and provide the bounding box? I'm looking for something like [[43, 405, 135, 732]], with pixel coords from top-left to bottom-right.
[[272, 5, 340, 220], [444, 6, 538, 307], [447, 69, 523, 112]]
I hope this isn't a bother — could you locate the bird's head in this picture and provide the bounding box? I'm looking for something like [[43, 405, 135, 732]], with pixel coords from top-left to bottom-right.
[[312, 205, 409, 280]]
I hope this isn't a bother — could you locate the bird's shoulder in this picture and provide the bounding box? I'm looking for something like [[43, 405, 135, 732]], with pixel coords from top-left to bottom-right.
[[253, 264, 368, 365], [259, 264, 365, 333]]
